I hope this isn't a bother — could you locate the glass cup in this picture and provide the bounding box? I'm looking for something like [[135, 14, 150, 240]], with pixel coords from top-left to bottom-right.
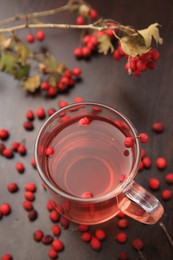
[[35, 102, 164, 225]]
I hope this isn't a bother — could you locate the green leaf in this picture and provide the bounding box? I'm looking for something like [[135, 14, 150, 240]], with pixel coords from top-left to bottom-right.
[[97, 34, 114, 55], [15, 43, 31, 64], [13, 64, 30, 80], [22, 74, 40, 92], [41, 53, 58, 72]]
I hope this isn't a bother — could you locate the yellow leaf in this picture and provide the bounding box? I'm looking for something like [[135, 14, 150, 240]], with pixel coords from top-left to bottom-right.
[[138, 23, 163, 48], [0, 37, 12, 48], [97, 34, 114, 55], [120, 34, 150, 57], [23, 74, 40, 92], [15, 43, 30, 64]]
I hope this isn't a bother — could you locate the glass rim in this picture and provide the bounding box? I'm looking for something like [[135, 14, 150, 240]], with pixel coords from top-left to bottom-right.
[[35, 101, 141, 203]]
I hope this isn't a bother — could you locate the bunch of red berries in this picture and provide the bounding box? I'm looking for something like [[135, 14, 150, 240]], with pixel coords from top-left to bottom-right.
[[113, 42, 160, 76]]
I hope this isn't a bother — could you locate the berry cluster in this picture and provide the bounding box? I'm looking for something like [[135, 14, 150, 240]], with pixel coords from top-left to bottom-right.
[[26, 30, 45, 43], [113, 42, 160, 76]]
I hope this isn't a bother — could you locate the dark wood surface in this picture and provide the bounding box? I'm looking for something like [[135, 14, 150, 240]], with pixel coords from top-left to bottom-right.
[[0, 1, 173, 259]]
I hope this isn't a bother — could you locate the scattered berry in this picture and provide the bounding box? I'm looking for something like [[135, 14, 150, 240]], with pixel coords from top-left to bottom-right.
[[81, 232, 92, 242], [48, 108, 56, 117], [49, 210, 60, 222], [161, 189, 172, 200], [31, 157, 36, 169], [24, 191, 35, 201], [132, 238, 144, 250], [46, 200, 56, 211], [17, 144, 27, 156], [25, 183, 36, 192], [90, 236, 101, 251], [79, 117, 90, 126], [16, 162, 25, 173], [52, 239, 64, 252], [0, 129, 9, 140], [0, 142, 6, 154], [117, 211, 125, 218], [2, 148, 13, 158], [117, 219, 128, 229], [58, 100, 69, 108], [48, 248, 58, 259], [7, 183, 18, 193], [118, 251, 129, 260], [95, 229, 106, 241], [0, 203, 11, 215], [11, 141, 20, 151], [42, 235, 54, 245], [78, 224, 89, 232], [23, 121, 34, 131], [148, 178, 160, 190], [142, 157, 152, 168], [74, 97, 84, 103], [139, 133, 149, 143], [22, 200, 33, 211], [116, 232, 127, 243], [156, 157, 167, 170], [33, 230, 44, 242], [36, 107, 46, 119], [28, 209, 38, 221], [26, 110, 35, 121], [152, 122, 165, 133], [165, 173, 173, 184], [52, 224, 61, 237], [1, 254, 13, 260], [60, 217, 69, 229]]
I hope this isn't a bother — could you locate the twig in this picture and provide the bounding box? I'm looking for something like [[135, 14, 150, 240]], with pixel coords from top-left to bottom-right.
[[159, 222, 173, 248]]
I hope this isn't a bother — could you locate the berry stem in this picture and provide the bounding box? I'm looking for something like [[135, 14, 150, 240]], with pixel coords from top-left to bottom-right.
[[138, 249, 147, 260], [159, 222, 173, 248]]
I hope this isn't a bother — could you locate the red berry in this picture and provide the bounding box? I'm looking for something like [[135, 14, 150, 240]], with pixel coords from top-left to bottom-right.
[[74, 47, 83, 58], [47, 86, 57, 97], [11, 141, 20, 151], [148, 178, 160, 190], [81, 46, 91, 57], [79, 117, 90, 126], [72, 67, 81, 77], [25, 183, 37, 192], [117, 211, 125, 218], [49, 210, 60, 222], [113, 49, 122, 60], [1, 254, 13, 260], [136, 59, 146, 71], [46, 200, 56, 211], [31, 157, 36, 169], [89, 8, 98, 19], [119, 175, 126, 182], [156, 157, 167, 170], [117, 219, 128, 229], [60, 217, 69, 229], [124, 137, 134, 148], [142, 157, 152, 168], [74, 97, 84, 103], [82, 192, 93, 198], [161, 189, 172, 200], [118, 252, 129, 260], [26, 110, 35, 121], [41, 81, 49, 90], [90, 236, 101, 251], [0, 129, 9, 140], [76, 16, 85, 25], [7, 183, 18, 193], [33, 230, 44, 242], [26, 33, 35, 43], [28, 209, 38, 221], [2, 148, 13, 158], [132, 238, 144, 250], [78, 224, 89, 232], [16, 162, 25, 173], [0, 203, 11, 215], [150, 48, 160, 61], [24, 191, 35, 201], [152, 122, 165, 133], [48, 248, 58, 259], [42, 235, 54, 245], [132, 69, 141, 76], [81, 232, 92, 242], [45, 146, 54, 156], [95, 229, 106, 241], [139, 133, 149, 143], [22, 200, 33, 211], [36, 107, 46, 119], [17, 144, 27, 156], [48, 108, 56, 117], [116, 232, 127, 243], [58, 100, 69, 108], [141, 149, 146, 159], [23, 121, 34, 131], [165, 173, 173, 184], [52, 224, 61, 237], [36, 30, 45, 41], [52, 239, 64, 252]]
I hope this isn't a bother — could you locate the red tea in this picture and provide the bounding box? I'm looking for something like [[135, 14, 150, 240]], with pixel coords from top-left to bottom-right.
[[45, 115, 134, 199]]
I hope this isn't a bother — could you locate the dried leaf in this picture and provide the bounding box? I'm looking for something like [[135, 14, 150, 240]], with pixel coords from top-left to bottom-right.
[[15, 43, 30, 64], [0, 37, 12, 48], [23, 74, 40, 92], [56, 63, 65, 74], [97, 34, 114, 55], [120, 34, 150, 57], [48, 74, 57, 87], [42, 53, 58, 73], [138, 23, 163, 48]]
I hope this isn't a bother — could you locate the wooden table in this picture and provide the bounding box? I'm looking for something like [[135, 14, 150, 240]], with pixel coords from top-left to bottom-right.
[[0, 1, 173, 259]]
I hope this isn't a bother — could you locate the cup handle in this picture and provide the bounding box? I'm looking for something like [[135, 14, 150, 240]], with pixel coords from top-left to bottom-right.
[[119, 181, 164, 224]]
